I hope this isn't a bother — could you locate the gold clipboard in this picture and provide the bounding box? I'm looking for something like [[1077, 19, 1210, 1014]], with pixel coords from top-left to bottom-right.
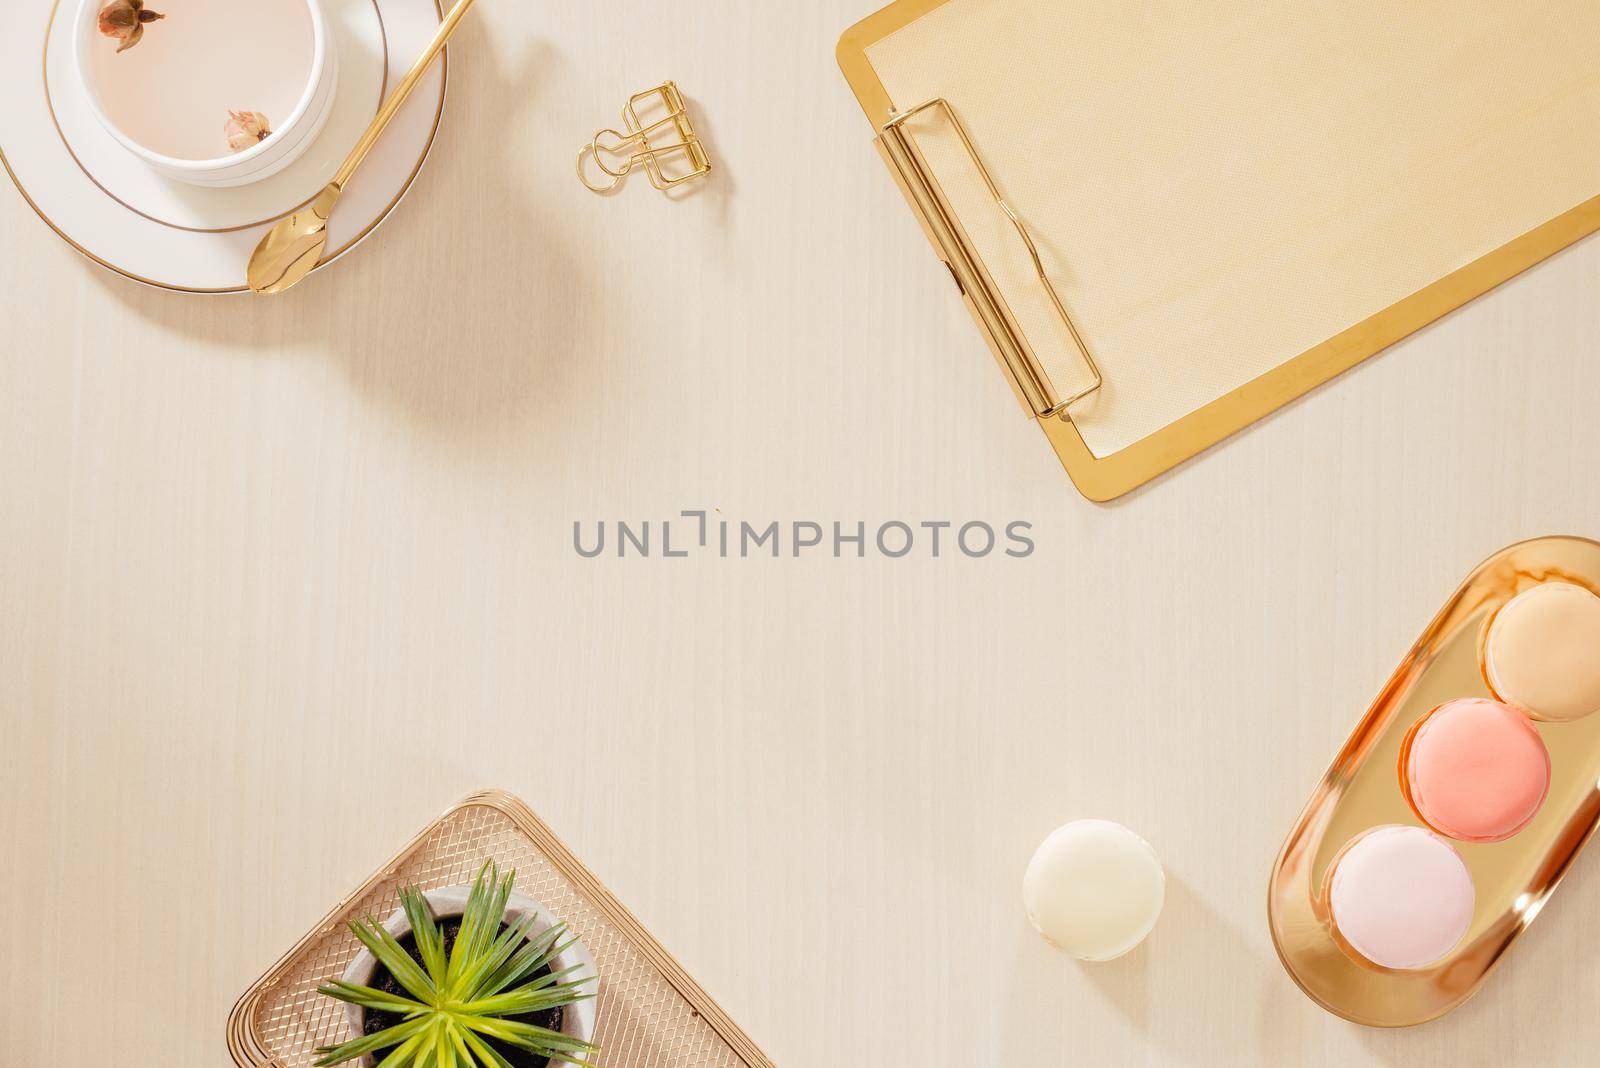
[[838, 0, 1600, 501]]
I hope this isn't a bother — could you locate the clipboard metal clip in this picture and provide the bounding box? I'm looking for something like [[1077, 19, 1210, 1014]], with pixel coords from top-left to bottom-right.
[[879, 98, 1102, 420], [578, 81, 712, 194]]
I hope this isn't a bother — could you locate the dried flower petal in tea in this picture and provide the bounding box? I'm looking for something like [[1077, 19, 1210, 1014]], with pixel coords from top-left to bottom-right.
[[98, 0, 164, 53], [224, 110, 273, 153]]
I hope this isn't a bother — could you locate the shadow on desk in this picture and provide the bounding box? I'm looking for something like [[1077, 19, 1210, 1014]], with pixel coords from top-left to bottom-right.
[[1356, 837, 1600, 1065], [90, 25, 599, 452], [996, 874, 1311, 1064]]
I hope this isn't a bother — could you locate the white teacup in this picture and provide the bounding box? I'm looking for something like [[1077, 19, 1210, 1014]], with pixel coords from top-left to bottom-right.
[[75, 0, 338, 187]]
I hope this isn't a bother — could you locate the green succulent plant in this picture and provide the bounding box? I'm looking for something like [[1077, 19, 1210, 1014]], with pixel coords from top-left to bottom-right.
[[315, 862, 599, 1068]]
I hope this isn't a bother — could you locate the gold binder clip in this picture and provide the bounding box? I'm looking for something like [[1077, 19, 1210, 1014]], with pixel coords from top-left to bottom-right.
[[578, 81, 712, 194]]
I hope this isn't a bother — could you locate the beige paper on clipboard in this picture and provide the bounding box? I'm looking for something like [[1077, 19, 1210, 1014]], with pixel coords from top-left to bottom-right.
[[841, 0, 1600, 498]]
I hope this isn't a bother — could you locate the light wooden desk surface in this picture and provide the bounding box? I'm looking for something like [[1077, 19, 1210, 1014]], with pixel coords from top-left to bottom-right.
[[4, 3, 1600, 1064]]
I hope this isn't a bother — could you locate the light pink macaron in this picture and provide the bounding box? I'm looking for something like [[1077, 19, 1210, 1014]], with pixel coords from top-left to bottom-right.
[[1329, 825, 1475, 970], [1402, 699, 1550, 843]]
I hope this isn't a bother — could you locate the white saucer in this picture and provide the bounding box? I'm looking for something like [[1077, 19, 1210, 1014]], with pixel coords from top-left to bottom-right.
[[1, 0, 447, 294]]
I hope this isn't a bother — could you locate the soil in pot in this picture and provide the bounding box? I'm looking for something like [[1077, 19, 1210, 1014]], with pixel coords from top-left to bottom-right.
[[362, 918, 565, 1068]]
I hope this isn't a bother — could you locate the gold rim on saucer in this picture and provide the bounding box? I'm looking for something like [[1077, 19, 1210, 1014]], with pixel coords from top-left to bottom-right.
[[42, 0, 390, 235], [1, 0, 446, 294]]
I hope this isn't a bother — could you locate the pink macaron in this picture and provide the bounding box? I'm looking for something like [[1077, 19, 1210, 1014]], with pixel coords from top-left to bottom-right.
[[1329, 825, 1475, 970], [1403, 699, 1550, 843]]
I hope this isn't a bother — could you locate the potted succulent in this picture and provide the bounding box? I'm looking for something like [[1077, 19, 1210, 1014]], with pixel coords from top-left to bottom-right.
[[314, 862, 600, 1068]]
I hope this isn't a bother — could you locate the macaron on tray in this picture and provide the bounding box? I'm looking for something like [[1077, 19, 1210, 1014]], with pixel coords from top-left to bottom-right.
[[1270, 535, 1600, 1026]]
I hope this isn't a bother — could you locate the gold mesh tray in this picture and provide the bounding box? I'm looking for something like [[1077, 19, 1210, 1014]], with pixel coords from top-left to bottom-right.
[[227, 790, 776, 1068]]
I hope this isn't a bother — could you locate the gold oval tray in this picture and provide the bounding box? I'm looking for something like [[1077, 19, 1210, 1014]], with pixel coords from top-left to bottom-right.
[[1269, 535, 1600, 1027]]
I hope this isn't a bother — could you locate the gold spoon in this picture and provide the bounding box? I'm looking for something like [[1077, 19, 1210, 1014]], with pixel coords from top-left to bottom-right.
[[248, 0, 480, 295]]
